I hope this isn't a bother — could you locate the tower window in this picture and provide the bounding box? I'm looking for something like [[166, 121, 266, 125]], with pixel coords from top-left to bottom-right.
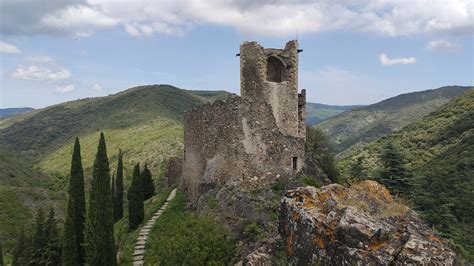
[[292, 157, 298, 171], [266, 56, 285, 83]]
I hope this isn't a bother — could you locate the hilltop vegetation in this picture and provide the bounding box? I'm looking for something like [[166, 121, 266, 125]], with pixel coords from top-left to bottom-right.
[[0, 108, 34, 119], [317, 86, 471, 153], [340, 88, 474, 260]]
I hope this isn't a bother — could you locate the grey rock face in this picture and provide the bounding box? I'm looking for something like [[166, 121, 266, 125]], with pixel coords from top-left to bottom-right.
[[279, 181, 459, 265]]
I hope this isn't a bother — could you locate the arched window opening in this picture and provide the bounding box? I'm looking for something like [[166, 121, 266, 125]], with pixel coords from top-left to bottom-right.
[[266, 56, 285, 83]]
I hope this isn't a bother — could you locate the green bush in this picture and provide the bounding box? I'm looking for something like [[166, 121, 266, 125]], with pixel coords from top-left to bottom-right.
[[146, 191, 235, 265]]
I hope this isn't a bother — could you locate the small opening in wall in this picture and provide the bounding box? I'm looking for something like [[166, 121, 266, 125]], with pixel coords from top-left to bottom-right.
[[292, 157, 298, 171], [266, 56, 286, 83]]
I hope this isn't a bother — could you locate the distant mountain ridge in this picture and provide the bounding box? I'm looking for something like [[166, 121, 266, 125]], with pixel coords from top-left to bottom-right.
[[0, 107, 34, 118], [316, 86, 472, 154], [339, 88, 474, 260], [306, 103, 363, 125]]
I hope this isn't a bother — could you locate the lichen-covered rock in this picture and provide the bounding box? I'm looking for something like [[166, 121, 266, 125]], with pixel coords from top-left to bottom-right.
[[279, 180, 459, 265]]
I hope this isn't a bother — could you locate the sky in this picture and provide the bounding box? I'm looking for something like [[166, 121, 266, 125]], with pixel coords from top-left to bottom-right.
[[0, 0, 473, 108]]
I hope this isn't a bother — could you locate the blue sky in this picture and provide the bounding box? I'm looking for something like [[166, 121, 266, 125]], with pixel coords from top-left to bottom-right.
[[0, 0, 473, 108]]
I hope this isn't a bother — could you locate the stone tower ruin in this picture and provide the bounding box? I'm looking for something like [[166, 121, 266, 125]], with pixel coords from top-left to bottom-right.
[[182, 40, 306, 201], [240, 40, 306, 138]]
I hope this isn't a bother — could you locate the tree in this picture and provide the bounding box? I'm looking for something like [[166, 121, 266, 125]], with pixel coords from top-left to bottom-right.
[[114, 149, 124, 222], [44, 208, 62, 265], [12, 227, 29, 266], [378, 141, 411, 195], [128, 163, 144, 230], [63, 137, 86, 265], [349, 156, 367, 182], [305, 127, 340, 182], [0, 240, 4, 266], [141, 163, 155, 200], [31, 208, 46, 265], [85, 133, 117, 265], [111, 172, 115, 215]]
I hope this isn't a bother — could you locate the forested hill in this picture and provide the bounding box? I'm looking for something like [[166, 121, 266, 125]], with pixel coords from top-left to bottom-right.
[[0, 85, 230, 175], [316, 86, 471, 154], [339, 88, 474, 260], [306, 103, 362, 125]]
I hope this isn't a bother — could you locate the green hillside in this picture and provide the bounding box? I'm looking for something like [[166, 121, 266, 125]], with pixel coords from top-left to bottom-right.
[[0, 85, 229, 253], [306, 103, 362, 125], [339, 88, 474, 260], [0, 149, 64, 250], [0, 85, 230, 175], [316, 86, 471, 154]]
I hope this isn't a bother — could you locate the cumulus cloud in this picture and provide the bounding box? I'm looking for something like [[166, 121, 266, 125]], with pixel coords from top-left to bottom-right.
[[11, 65, 71, 81], [92, 83, 103, 91], [0, 41, 21, 54], [425, 40, 458, 51], [0, 0, 472, 37], [55, 84, 75, 93], [379, 53, 416, 65]]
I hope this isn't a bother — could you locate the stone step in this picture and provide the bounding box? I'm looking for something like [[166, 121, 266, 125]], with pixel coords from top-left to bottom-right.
[[133, 249, 145, 256], [133, 260, 144, 266], [140, 229, 151, 233], [139, 232, 148, 237], [133, 255, 144, 261], [135, 245, 145, 250], [137, 236, 148, 241], [136, 240, 146, 245]]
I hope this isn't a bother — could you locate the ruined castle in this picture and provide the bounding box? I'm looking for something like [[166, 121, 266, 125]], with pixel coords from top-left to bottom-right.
[[182, 40, 306, 200]]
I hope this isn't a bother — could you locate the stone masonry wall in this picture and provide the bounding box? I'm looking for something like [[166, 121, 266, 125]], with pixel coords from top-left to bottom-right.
[[183, 96, 304, 201]]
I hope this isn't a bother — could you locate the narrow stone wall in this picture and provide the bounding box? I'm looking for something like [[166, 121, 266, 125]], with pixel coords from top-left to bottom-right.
[[164, 156, 182, 187]]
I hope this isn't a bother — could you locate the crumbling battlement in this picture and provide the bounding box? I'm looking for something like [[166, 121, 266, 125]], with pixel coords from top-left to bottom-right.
[[182, 41, 306, 201], [240, 40, 305, 138]]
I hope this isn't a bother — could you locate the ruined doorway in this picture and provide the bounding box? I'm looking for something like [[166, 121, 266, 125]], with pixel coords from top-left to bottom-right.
[[266, 56, 285, 82]]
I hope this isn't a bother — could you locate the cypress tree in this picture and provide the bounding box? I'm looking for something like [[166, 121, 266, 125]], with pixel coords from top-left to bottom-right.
[[378, 142, 411, 195], [62, 199, 78, 265], [44, 208, 62, 265], [12, 227, 28, 266], [141, 163, 155, 200], [63, 137, 86, 265], [128, 163, 144, 231], [114, 149, 124, 222], [31, 208, 46, 265], [85, 133, 117, 265], [0, 240, 4, 266]]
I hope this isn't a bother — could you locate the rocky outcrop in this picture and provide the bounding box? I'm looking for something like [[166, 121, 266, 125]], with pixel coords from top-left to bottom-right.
[[279, 181, 459, 265]]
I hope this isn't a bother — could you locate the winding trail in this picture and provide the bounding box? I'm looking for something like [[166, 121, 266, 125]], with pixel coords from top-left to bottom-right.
[[132, 188, 177, 265]]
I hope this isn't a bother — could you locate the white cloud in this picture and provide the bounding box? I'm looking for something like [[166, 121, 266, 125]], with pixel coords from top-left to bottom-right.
[[1, 0, 473, 37], [55, 84, 75, 93], [40, 5, 119, 37], [425, 40, 458, 51], [0, 41, 21, 54], [92, 83, 103, 91], [11, 65, 71, 81], [25, 55, 54, 63], [379, 53, 416, 65]]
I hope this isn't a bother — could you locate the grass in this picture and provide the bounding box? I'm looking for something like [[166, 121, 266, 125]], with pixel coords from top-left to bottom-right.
[[39, 118, 183, 182], [145, 191, 236, 265]]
